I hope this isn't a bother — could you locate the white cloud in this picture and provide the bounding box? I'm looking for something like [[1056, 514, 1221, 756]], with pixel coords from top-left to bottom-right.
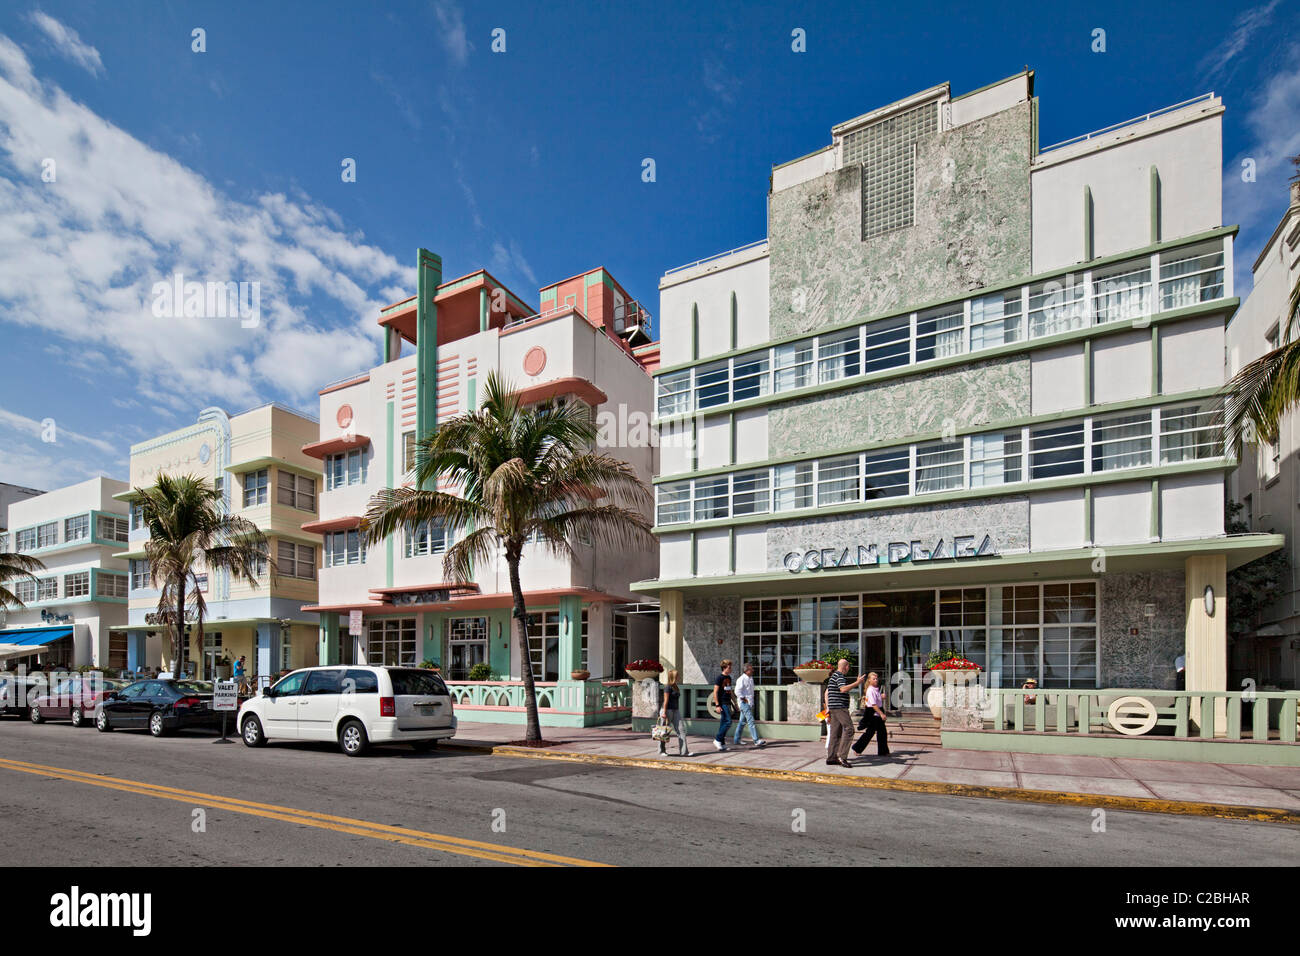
[[432, 1, 473, 67], [491, 239, 536, 287], [0, 32, 413, 423], [1198, 1, 1281, 84], [25, 10, 104, 77]]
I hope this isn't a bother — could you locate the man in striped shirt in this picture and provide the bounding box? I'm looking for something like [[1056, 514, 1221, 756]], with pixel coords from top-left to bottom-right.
[[823, 659, 866, 767]]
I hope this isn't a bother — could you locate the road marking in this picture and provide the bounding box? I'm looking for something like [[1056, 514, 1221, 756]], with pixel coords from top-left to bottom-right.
[[0, 756, 610, 867]]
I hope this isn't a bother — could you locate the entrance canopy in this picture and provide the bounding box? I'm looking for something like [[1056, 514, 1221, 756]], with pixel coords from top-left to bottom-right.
[[0, 626, 71, 660]]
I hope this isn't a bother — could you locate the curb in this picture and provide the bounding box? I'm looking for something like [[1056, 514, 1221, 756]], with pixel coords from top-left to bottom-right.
[[443, 741, 1300, 825]]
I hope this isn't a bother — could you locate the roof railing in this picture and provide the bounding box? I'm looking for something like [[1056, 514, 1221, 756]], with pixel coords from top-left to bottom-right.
[[663, 238, 768, 277], [1039, 93, 1216, 154], [504, 302, 590, 329]]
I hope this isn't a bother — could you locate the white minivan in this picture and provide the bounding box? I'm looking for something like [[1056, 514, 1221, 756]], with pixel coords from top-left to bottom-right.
[[238, 665, 457, 756]]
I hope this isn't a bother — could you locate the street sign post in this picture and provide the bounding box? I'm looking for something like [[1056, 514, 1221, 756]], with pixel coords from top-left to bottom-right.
[[213, 679, 238, 743]]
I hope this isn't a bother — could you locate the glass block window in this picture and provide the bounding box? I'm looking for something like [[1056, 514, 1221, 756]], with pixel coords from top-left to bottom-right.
[[845, 100, 938, 239]]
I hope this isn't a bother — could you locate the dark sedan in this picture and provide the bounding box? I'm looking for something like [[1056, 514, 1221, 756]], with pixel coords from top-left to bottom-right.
[[94, 679, 224, 737], [30, 676, 131, 727]]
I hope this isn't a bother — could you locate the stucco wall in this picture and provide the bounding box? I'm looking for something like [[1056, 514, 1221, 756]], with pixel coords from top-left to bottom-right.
[[768, 100, 1032, 339], [1099, 569, 1184, 688], [681, 595, 742, 684]]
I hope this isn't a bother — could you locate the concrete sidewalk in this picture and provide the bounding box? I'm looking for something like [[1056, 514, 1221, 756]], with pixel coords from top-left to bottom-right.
[[444, 721, 1300, 821]]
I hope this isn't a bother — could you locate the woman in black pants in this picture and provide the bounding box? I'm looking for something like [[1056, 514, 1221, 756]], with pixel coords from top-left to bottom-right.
[[852, 671, 890, 757]]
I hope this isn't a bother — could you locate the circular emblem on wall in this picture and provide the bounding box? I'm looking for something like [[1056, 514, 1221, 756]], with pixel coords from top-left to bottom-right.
[[523, 346, 547, 377], [198, 443, 211, 465], [1106, 696, 1158, 736], [336, 404, 354, 428]]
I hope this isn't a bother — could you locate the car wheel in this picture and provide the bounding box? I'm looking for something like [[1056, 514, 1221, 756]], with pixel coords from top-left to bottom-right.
[[241, 715, 266, 747], [338, 719, 368, 757], [411, 739, 438, 752], [148, 712, 168, 737], [29, 705, 43, 724], [96, 710, 112, 732], [69, 707, 84, 727]]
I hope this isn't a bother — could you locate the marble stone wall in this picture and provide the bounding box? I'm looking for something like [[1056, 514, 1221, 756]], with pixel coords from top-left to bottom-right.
[[681, 595, 742, 684], [768, 355, 1030, 458], [1100, 569, 1185, 688], [768, 101, 1032, 339], [765, 495, 1030, 573]]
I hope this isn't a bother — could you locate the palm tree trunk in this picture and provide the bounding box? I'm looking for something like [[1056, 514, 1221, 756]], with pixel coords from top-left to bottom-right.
[[507, 555, 542, 742], [174, 573, 186, 678]]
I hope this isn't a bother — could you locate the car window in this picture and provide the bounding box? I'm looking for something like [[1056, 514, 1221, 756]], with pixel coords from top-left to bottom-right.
[[174, 681, 212, 694], [142, 682, 169, 698], [118, 683, 148, 699], [271, 671, 308, 696], [342, 669, 379, 694], [304, 670, 344, 695], [388, 669, 449, 697], [52, 679, 79, 696]]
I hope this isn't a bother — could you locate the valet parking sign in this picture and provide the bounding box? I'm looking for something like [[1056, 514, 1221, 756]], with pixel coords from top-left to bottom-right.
[[783, 533, 998, 572]]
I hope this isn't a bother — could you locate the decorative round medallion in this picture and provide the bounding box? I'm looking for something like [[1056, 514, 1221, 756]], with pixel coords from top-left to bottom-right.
[[1106, 696, 1158, 736], [198, 443, 211, 465], [523, 346, 547, 377], [336, 404, 354, 428]]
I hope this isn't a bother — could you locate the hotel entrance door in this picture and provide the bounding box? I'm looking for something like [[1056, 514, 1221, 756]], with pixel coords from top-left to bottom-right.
[[887, 630, 935, 709]]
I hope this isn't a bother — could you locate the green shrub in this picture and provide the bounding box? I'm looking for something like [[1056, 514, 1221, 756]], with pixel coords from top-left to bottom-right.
[[467, 662, 494, 681], [820, 647, 858, 669]]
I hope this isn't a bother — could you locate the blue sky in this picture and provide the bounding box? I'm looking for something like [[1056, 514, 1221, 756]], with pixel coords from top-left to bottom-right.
[[0, 0, 1297, 490]]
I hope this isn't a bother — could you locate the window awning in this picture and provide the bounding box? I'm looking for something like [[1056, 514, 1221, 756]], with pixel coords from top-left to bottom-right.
[[0, 627, 72, 645], [301, 434, 370, 460]]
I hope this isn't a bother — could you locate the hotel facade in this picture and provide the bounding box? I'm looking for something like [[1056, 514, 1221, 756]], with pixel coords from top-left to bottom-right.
[[638, 72, 1282, 702], [114, 404, 324, 680], [304, 253, 658, 720]]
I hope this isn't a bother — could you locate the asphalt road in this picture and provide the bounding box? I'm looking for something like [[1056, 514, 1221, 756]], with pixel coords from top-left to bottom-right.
[[0, 718, 1296, 867]]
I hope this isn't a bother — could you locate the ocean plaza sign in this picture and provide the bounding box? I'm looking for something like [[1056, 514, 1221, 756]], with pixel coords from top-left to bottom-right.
[[782, 534, 998, 573]]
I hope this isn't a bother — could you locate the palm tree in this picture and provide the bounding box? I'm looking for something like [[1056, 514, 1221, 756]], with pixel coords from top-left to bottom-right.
[[1224, 156, 1300, 448], [136, 474, 271, 677], [0, 548, 46, 611], [362, 371, 653, 742]]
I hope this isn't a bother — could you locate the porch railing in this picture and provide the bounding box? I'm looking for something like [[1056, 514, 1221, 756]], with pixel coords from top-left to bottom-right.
[[986, 687, 1300, 742], [445, 678, 632, 715]]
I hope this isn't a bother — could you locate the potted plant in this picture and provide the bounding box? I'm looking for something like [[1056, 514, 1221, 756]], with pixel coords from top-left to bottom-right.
[[625, 658, 662, 681], [570, 668, 591, 680], [819, 648, 858, 670], [793, 659, 832, 683], [924, 650, 982, 718], [467, 662, 493, 682]]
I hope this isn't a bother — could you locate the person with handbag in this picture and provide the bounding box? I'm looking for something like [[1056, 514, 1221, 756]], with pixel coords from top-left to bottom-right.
[[851, 671, 890, 757], [710, 659, 734, 751], [658, 669, 690, 756]]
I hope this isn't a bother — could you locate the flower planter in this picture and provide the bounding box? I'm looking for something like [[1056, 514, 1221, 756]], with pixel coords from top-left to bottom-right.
[[926, 669, 981, 718], [570, 669, 590, 681], [625, 669, 659, 682], [794, 667, 832, 683]]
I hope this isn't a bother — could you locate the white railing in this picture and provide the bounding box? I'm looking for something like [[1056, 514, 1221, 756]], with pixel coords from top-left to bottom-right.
[[663, 239, 769, 277], [1039, 93, 1216, 153]]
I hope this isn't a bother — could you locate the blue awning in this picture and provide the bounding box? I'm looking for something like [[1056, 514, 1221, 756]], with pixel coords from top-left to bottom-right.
[[0, 627, 73, 645]]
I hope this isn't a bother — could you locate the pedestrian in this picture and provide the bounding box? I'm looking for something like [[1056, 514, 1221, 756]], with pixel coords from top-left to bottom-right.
[[732, 663, 766, 747], [710, 659, 734, 751], [851, 671, 890, 757], [823, 658, 865, 767], [659, 669, 690, 756], [1174, 653, 1186, 691]]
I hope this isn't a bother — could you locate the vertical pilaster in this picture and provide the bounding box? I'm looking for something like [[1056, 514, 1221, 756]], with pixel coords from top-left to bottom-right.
[[415, 248, 442, 491], [1185, 554, 1227, 734], [319, 612, 339, 666], [557, 595, 584, 676], [659, 589, 684, 677]]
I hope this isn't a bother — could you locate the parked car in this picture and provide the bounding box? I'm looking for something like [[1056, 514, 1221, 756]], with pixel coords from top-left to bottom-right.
[[237, 665, 457, 756], [31, 676, 131, 726], [0, 671, 50, 717], [94, 678, 224, 737]]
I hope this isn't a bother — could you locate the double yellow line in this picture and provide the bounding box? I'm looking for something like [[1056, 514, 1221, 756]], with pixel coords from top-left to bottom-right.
[[0, 756, 609, 867]]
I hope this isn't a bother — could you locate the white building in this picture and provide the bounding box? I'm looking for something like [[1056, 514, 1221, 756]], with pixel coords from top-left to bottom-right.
[[304, 253, 659, 723], [1, 477, 130, 669], [639, 73, 1280, 713], [1226, 179, 1300, 689]]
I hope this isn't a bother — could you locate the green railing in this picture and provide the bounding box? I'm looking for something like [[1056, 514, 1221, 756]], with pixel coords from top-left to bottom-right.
[[446, 678, 632, 716], [676, 684, 792, 722], [987, 687, 1300, 742]]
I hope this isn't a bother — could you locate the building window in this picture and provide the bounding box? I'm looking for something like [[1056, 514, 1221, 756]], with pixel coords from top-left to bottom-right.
[[37, 577, 57, 601], [988, 582, 1097, 689], [324, 530, 364, 567], [64, 571, 90, 598], [404, 519, 447, 557], [525, 610, 588, 681], [96, 573, 128, 599], [656, 482, 691, 525], [915, 441, 964, 493], [969, 431, 1022, 487], [1092, 260, 1151, 325], [325, 449, 367, 490], [14, 580, 36, 604], [1030, 422, 1085, 479], [693, 476, 729, 521], [1160, 246, 1224, 311], [403, 432, 417, 473], [862, 316, 910, 373], [732, 354, 770, 401], [862, 447, 909, 500], [445, 616, 488, 681], [915, 305, 965, 362], [1160, 404, 1218, 464], [938, 587, 988, 670], [36, 522, 57, 549], [1028, 278, 1087, 337], [817, 329, 861, 383], [130, 559, 151, 591], [129, 501, 144, 531], [695, 361, 730, 409], [15, 528, 36, 552], [277, 471, 317, 511], [278, 541, 316, 579], [610, 612, 629, 680], [774, 462, 814, 512], [656, 371, 692, 417], [817, 455, 861, 506], [970, 291, 1022, 350], [96, 515, 128, 543], [731, 470, 771, 516], [367, 618, 417, 666], [774, 341, 814, 392], [243, 469, 269, 507], [194, 574, 209, 593], [1091, 413, 1152, 472], [64, 515, 89, 542]]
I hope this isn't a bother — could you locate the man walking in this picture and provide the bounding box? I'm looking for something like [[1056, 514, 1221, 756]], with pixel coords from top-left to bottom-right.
[[710, 659, 734, 751], [732, 663, 766, 747], [824, 658, 865, 767]]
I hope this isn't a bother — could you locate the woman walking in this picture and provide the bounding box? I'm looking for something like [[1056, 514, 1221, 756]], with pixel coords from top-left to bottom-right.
[[659, 669, 691, 756]]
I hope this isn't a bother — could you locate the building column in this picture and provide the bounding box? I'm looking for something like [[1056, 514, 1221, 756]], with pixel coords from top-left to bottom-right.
[[1185, 554, 1227, 734], [319, 613, 339, 666], [255, 621, 277, 677], [127, 631, 147, 672], [659, 589, 684, 676], [557, 595, 583, 677]]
